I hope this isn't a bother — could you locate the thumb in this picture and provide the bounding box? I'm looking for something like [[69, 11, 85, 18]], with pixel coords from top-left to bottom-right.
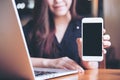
[[76, 38, 82, 58]]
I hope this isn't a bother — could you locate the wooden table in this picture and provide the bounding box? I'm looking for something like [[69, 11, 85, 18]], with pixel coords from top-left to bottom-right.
[[50, 69, 120, 80]]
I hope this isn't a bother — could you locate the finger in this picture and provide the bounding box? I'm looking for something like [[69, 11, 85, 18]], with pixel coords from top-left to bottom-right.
[[103, 34, 110, 41], [64, 63, 77, 70], [102, 49, 107, 54], [68, 60, 84, 73], [103, 28, 106, 34], [64, 62, 84, 73], [63, 57, 84, 72], [103, 41, 111, 48], [60, 57, 76, 70]]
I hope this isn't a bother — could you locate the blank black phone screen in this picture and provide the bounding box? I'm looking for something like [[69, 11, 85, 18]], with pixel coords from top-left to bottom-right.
[[83, 23, 102, 56]]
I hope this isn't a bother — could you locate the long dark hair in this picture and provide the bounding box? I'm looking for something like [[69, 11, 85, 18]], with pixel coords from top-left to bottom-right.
[[32, 0, 78, 57]]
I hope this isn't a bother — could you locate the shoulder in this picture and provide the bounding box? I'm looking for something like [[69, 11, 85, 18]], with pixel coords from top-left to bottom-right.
[[73, 16, 84, 26], [22, 20, 34, 41], [70, 16, 84, 30], [22, 20, 35, 39], [23, 20, 34, 33]]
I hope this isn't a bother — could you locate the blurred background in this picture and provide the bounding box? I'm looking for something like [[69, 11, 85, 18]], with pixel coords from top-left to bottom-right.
[[15, 0, 120, 69]]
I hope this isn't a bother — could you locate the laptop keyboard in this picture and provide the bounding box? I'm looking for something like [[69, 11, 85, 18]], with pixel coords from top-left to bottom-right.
[[34, 71, 57, 76]]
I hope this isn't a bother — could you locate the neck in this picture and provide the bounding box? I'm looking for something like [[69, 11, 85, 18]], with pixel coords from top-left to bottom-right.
[[53, 12, 72, 43], [54, 12, 71, 28]]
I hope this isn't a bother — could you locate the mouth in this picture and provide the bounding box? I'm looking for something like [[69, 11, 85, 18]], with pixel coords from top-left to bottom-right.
[[53, 4, 66, 10]]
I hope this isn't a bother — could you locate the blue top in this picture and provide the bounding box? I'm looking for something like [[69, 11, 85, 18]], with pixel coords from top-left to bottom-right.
[[23, 18, 82, 64]]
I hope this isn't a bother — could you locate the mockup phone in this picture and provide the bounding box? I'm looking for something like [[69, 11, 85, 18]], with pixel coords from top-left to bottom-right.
[[81, 18, 103, 61]]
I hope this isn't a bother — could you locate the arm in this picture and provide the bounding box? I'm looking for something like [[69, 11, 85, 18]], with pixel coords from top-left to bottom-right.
[[31, 57, 84, 72], [31, 57, 52, 68]]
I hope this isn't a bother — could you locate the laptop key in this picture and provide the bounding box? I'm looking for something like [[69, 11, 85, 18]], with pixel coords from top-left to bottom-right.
[[34, 71, 56, 76]]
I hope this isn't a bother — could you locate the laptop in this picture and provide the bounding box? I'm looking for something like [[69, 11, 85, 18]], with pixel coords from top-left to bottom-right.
[[0, 0, 78, 79]]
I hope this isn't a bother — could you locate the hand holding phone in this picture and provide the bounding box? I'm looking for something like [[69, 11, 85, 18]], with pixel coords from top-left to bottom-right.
[[81, 18, 103, 61]]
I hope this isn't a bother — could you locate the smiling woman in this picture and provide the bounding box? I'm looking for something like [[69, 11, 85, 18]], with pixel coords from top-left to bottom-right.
[[18, 0, 111, 71]]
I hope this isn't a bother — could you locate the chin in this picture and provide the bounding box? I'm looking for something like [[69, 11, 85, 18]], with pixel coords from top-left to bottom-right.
[[55, 12, 68, 17]]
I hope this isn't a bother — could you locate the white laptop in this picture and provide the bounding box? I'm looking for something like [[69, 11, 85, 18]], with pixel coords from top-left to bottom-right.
[[0, 0, 78, 80]]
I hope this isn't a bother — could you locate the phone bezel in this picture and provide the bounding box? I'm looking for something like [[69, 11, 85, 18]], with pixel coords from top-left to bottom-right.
[[81, 17, 103, 61]]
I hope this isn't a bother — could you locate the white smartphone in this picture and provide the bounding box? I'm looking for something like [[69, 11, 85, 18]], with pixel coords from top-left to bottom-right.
[[81, 17, 103, 61]]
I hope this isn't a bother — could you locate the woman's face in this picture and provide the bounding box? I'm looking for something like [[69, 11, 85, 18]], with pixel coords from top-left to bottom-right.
[[46, 0, 72, 17]]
